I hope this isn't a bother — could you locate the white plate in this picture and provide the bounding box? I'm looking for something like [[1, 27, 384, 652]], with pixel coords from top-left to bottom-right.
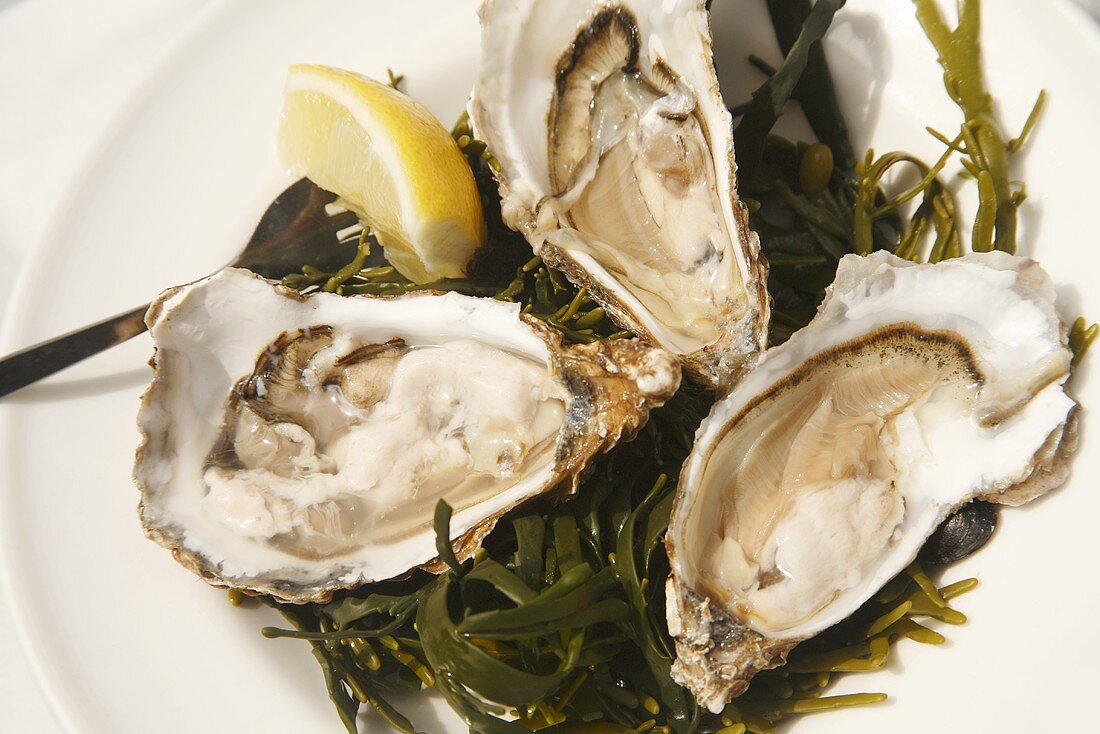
[[2, 0, 1098, 732]]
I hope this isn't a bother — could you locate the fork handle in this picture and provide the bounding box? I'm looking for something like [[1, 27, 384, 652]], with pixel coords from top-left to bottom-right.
[[0, 304, 149, 398]]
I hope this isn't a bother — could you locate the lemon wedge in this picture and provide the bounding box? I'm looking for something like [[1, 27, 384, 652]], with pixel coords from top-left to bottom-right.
[[278, 64, 485, 283]]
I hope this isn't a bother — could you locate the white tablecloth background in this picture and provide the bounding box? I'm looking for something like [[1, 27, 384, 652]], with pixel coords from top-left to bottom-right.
[[2, 0, 1098, 731]]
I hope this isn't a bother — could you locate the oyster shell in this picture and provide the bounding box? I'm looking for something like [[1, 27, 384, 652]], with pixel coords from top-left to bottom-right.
[[665, 252, 1077, 712], [470, 0, 769, 388], [135, 268, 679, 603]]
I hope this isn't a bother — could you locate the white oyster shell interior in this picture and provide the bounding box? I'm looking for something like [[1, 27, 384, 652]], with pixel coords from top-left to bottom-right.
[[666, 252, 1076, 708]]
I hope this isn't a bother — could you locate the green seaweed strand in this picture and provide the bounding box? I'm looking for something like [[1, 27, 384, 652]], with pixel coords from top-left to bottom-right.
[[911, 0, 1028, 254]]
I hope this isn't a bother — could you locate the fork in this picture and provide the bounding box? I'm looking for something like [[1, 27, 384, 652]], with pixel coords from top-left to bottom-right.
[[0, 178, 363, 398]]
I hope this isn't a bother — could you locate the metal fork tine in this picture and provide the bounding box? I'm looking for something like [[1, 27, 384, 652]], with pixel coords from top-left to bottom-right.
[[0, 177, 362, 398], [232, 178, 359, 279]]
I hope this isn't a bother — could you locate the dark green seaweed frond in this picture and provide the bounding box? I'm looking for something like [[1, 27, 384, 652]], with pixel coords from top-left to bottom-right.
[[257, 496, 977, 734], [733, 0, 846, 191]]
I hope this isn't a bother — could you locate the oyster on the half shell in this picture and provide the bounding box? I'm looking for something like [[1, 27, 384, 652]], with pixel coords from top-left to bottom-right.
[[470, 0, 769, 388], [665, 252, 1077, 712], [135, 268, 679, 603]]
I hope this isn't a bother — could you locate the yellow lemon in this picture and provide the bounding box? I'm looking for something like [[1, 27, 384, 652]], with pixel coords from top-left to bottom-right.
[[279, 64, 485, 283]]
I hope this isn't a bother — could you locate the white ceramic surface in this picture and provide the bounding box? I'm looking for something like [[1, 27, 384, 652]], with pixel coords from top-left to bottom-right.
[[1, 0, 1097, 732]]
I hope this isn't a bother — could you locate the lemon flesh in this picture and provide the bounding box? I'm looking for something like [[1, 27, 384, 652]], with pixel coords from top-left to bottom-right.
[[279, 64, 485, 283]]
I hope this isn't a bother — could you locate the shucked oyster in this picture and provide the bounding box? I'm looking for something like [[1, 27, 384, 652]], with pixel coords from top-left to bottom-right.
[[135, 268, 679, 603], [470, 0, 769, 388], [665, 252, 1077, 712]]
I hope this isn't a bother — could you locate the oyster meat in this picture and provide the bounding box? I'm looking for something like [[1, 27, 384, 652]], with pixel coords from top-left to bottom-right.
[[665, 252, 1077, 711], [135, 268, 679, 603], [470, 0, 769, 388]]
